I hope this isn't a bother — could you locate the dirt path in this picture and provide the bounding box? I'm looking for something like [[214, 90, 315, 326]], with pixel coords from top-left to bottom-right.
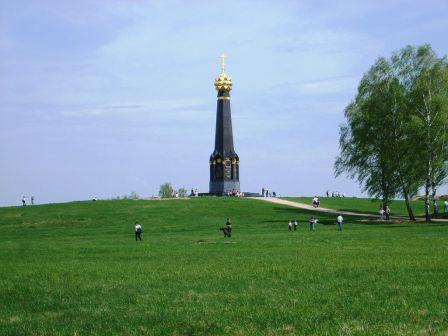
[[250, 197, 448, 222], [250, 197, 376, 217]]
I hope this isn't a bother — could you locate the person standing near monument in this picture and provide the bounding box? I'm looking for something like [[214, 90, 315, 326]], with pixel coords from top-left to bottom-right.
[[337, 215, 343, 231], [22, 196, 26, 206], [134, 222, 142, 241]]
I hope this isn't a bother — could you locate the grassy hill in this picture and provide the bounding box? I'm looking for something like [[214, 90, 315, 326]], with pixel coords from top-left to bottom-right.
[[0, 198, 447, 335], [286, 197, 429, 216]]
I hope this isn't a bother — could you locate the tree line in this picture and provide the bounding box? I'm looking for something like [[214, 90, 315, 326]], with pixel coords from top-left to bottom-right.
[[335, 45, 448, 221]]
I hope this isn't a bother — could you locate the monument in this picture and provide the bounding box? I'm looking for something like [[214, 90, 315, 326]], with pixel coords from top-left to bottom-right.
[[209, 54, 240, 195]]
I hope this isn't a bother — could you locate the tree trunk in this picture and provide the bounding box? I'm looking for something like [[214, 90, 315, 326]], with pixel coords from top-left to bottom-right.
[[403, 190, 416, 221], [424, 177, 431, 222]]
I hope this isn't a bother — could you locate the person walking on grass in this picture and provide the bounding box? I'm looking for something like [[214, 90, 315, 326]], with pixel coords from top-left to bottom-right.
[[309, 217, 318, 231], [225, 218, 232, 237], [22, 196, 26, 206], [134, 222, 142, 241], [288, 220, 292, 231], [293, 220, 298, 230], [337, 215, 343, 231]]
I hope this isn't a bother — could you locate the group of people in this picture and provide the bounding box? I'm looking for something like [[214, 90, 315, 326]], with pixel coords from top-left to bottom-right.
[[433, 199, 448, 215], [227, 189, 243, 197], [379, 205, 391, 220], [261, 188, 276, 197], [289, 215, 344, 231], [312, 196, 320, 208], [326, 190, 346, 198], [21, 195, 34, 206], [190, 188, 199, 197]]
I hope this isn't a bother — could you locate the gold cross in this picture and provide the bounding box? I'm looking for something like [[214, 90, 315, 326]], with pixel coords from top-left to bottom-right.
[[220, 53, 226, 73]]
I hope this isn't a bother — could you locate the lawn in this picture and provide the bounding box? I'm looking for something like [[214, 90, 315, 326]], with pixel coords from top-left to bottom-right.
[[0, 198, 447, 335], [285, 197, 430, 217]]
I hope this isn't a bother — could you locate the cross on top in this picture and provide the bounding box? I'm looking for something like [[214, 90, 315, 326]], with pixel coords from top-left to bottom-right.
[[220, 53, 226, 73]]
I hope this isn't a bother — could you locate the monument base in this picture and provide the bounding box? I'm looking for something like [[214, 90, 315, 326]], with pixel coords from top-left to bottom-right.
[[209, 180, 240, 195]]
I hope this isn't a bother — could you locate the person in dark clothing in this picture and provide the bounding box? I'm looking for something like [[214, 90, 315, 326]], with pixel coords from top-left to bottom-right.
[[225, 218, 232, 237], [134, 222, 142, 241]]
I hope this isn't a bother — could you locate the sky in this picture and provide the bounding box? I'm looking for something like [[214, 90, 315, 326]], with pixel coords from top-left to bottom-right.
[[1, 0, 448, 206]]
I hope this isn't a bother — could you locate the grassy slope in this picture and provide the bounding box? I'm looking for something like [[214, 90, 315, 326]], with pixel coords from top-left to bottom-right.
[[0, 198, 447, 335], [285, 197, 429, 216]]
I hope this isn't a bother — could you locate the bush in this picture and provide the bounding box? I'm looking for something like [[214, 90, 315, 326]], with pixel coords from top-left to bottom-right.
[[178, 188, 188, 197], [159, 183, 174, 198]]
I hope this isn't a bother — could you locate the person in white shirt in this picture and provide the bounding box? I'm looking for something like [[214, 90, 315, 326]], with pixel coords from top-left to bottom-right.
[[293, 220, 298, 230], [309, 217, 318, 230], [337, 215, 343, 231], [134, 222, 142, 241], [445, 200, 448, 214], [288, 220, 292, 231]]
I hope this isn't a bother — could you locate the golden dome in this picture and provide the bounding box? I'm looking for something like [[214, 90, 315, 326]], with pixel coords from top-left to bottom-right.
[[214, 53, 232, 92]]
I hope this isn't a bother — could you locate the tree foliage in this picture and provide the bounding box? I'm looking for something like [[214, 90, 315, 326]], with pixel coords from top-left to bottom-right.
[[159, 182, 174, 198], [335, 45, 448, 221]]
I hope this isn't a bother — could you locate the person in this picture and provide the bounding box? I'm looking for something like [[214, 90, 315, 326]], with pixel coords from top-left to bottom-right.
[[31, 196, 34, 205], [309, 217, 318, 231], [433, 200, 438, 215], [385, 206, 391, 221], [22, 196, 26, 206], [134, 222, 142, 241], [272, 191, 276, 197], [337, 215, 343, 231], [444, 200, 448, 214], [266, 189, 269, 197], [316, 197, 320, 208], [225, 218, 232, 237], [262, 187, 265, 197], [293, 220, 298, 230], [190, 188, 194, 197], [288, 220, 292, 231], [379, 205, 385, 220]]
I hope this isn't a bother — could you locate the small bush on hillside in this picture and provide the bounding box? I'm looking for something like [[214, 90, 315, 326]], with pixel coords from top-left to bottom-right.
[[178, 188, 188, 197], [159, 183, 174, 198]]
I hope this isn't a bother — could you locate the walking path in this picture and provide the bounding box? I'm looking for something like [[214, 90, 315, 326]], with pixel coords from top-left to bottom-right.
[[250, 197, 376, 217], [251, 197, 448, 222]]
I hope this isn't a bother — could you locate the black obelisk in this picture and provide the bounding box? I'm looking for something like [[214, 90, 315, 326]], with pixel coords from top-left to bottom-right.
[[209, 54, 240, 195]]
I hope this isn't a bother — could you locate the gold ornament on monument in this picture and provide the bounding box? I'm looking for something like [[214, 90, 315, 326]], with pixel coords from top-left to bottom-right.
[[214, 53, 232, 92]]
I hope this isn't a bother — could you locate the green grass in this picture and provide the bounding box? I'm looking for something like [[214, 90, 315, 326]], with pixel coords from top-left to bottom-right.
[[0, 198, 447, 335], [285, 197, 430, 217]]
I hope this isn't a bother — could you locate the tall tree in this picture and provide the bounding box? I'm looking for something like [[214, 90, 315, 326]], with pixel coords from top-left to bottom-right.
[[393, 45, 448, 221], [335, 58, 400, 209]]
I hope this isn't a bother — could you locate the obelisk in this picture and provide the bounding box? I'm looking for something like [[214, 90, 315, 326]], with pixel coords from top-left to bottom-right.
[[209, 54, 240, 195]]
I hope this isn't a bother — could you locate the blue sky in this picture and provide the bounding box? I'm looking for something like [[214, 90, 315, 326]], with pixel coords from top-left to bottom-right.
[[1, 0, 447, 205]]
